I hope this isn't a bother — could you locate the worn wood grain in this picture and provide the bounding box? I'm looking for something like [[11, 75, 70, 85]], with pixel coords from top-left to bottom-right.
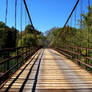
[[0, 49, 92, 92]]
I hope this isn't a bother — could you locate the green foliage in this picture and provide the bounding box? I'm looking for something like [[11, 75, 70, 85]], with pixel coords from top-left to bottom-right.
[[46, 6, 92, 48], [46, 5, 92, 67], [0, 23, 45, 49], [18, 33, 37, 47], [25, 25, 42, 35], [0, 22, 18, 49], [18, 25, 45, 47], [82, 6, 92, 27]]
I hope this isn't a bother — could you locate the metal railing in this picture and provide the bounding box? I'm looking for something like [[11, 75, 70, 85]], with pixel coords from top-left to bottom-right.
[[55, 46, 92, 72], [0, 46, 40, 85], [54, 0, 92, 72]]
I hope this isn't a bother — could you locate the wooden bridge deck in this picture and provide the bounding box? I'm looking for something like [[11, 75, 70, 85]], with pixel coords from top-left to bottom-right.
[[0, 49, 92, 92]]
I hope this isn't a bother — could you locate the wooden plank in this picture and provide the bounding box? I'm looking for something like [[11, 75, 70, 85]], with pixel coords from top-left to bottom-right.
[[0, 49, 41, 92], [0, 49, 92, 92], [36, 49, 92, 91]]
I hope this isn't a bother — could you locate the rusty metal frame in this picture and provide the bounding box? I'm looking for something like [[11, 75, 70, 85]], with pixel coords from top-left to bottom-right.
[[0, 46, 40, 85]]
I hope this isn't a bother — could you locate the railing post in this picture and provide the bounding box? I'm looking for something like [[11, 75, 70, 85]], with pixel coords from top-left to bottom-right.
[[22, 47, 24, 64], [7, 50, 10, 70], [29, 46, 30, 56], [85, 48, 88, 69], [26, 46, 27, 57], [27, 46, 28, 57], [76, 47, 80, 65], [16, 48, 19, 69], [71, 46, 74, 60], [20, 47, 23, 66], [6, 50, 10, 78], [79, 47, 81, 65], [29, 46, 31, 56]]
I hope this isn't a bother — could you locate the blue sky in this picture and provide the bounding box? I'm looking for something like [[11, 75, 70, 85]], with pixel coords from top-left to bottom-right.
[[0, 0, 92, 33]]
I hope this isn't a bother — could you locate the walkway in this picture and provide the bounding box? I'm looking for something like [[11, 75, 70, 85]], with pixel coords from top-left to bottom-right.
[[1, 49, 92, 92]]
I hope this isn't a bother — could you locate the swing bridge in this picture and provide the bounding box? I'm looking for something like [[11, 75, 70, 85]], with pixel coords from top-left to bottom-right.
[[0, 0, 92, 92]]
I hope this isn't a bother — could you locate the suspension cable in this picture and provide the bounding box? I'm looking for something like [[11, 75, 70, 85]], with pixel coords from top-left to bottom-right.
[[74, 7, 77, 46], [74, 7, 77, 27], [25, 9, 27, 45], [15, 0, 17, 29], [70, 15, 72, 28], [20, 0, 23, 46], [87, 0, 90, 48], [79, 0, 83, 47], [56, 0, 80, 41], [15, 0, 17, 46], [25, 10, 27, 25], [70, 15, 72, 47], [80, 0, 83, 29], [64, 0, 79, 28], [23, 0, 33, 28], [5, 0, 8, 24], [88, 0, 90, 13]]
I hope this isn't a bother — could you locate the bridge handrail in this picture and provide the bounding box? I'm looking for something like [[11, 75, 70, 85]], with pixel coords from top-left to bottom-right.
[[0, 46, 31, 52], [55, 47, 92, 71], [0, 49, 30, 65], [59, 45, 92, 50], [0, 46, 40, 85]]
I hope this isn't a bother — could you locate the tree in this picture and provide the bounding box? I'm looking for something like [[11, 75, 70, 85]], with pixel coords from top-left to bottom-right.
[[18, 34, 37, 47], [0, 22, 18, 49], [17, 24, 45, 47]]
